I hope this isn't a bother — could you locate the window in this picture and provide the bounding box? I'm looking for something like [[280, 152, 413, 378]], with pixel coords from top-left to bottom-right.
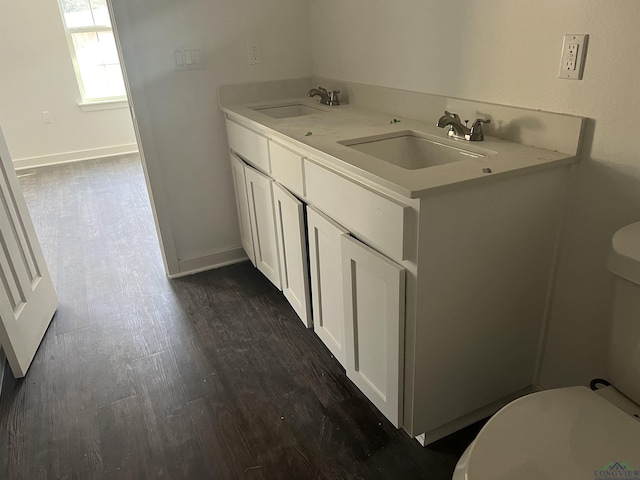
[[58, 0, 126, 103]]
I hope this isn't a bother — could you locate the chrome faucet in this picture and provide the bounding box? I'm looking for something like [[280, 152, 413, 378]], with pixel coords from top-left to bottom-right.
[[436, 111, 490, 141], [308, 87, 340, 106]]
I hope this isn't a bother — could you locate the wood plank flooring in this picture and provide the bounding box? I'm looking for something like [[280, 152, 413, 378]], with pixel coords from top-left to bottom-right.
[[1, 155, 483, 479]]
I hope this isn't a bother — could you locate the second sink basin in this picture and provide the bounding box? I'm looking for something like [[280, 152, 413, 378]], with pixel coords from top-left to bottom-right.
[[339, 131, 492, 170], [253, 103, 325, 119]]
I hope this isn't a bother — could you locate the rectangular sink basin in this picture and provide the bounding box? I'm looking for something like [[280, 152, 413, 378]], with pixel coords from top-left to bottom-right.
[[339, 131, 490, 170], [253, 104, 325, 119]]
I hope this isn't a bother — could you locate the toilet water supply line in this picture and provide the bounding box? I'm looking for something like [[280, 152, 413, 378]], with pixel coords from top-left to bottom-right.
[[589, 378, 612, 390]]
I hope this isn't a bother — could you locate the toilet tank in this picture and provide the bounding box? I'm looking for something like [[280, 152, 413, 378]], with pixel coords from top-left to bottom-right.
[[607, 222, 640, 405]]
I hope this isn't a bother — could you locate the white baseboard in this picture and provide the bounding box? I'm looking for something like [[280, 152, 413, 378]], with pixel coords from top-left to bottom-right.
[[171, 246, 248, 278], [13, 143, 139, 170]]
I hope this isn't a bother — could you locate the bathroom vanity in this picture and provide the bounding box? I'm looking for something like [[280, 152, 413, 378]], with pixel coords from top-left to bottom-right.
[[219, 79, 584, 445]]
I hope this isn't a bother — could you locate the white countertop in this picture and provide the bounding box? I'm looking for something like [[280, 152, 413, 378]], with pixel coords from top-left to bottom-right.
[[220, 97, 577, 199]]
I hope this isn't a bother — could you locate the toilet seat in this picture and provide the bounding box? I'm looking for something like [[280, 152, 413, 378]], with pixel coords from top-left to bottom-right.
[[454, 386, 640, 480]]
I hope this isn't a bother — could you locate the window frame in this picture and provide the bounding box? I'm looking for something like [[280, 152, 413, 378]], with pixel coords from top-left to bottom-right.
[[58, 1, 127, 104]]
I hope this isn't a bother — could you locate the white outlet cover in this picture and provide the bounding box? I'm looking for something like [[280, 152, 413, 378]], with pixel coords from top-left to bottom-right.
[[247, 42, 262, 65], [559, 34, 588, 80]]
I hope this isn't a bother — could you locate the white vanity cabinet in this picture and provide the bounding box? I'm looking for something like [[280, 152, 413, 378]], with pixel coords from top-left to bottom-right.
[[307, 202, 407, 427], [244, 165, 281, 290], [226, 119, 411, 426], [222, 106, 573, 445], [341, 235, 406, 428], [227, 122, 312, 327], [273, 183, 312, 327], [307, 206, 350, 366], [230, 153, 255, 266], [304, 159, 411, 419]]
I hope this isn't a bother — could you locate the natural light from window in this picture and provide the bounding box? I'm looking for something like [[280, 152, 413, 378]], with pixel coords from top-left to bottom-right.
[[59, 0, 126, 102]]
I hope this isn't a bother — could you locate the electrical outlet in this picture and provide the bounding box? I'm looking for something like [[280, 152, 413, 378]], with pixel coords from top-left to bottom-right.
[[559, 34, 588, 80], [41, 111, 52, 123], [247, 42, 262, 65]]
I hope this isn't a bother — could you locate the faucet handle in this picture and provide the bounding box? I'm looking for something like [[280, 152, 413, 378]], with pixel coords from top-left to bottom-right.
[[466, 118, 491, 141], [328, 90, 340, 106], [444, 110, 461, 122]]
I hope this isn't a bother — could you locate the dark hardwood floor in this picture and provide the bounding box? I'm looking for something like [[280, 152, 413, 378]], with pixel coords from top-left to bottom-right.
[[1, 154, 482, 479]]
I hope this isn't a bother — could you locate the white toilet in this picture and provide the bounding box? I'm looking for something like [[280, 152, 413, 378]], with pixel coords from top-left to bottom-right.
[[453, 222, 640, 480]]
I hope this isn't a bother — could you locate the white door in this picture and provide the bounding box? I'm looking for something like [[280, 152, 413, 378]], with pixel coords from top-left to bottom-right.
[[244, 164, 281, 290], [230, 153, 255, 266], [307, 206, 349, 366], [341, 234, 405, 427], [273, 183, 312, 327], [0, 127, 57, 378]]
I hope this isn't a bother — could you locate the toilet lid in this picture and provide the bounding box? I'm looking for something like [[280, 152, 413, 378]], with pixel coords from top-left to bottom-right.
[[466, 386, 640, 479]]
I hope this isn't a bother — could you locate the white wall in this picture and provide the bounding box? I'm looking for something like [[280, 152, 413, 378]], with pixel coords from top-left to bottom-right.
[[310, 0, 640, 388], [109, 0, 311, 275], [0, 0, 137, 166]]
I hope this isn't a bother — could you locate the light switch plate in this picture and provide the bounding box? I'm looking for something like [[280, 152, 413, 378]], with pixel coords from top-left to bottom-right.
[[559, 34, 588, 80], [173, 47, 205, 70]]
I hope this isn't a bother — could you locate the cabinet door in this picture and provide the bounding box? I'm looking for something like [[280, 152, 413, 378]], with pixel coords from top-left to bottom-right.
[[307, 206, 349, 366], [341, 235, 405, 427], [230, 153, 255, 266], [244, 165, 281, 290], [273, 183, 312, 327]]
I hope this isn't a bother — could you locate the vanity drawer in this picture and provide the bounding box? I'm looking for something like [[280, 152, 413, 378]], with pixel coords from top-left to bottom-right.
[[269, 140, 305, 197], [305, 159, 411, 261], [226, 119, 270, 174]]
